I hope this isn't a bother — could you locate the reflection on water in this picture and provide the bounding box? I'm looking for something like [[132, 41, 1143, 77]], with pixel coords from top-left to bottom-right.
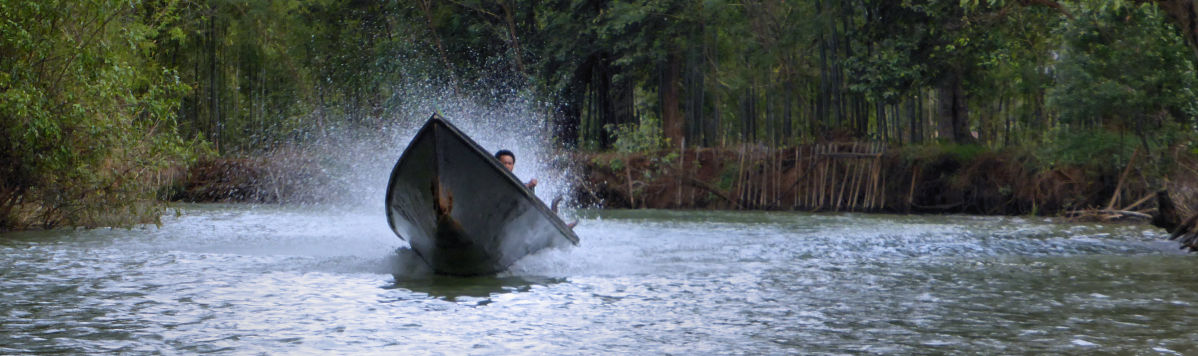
[[2, 204, 1198, 354]]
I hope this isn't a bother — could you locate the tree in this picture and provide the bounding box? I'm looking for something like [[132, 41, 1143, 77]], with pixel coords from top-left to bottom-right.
[[1, 0, 196, 229], [1049, 2, 1197, 144]]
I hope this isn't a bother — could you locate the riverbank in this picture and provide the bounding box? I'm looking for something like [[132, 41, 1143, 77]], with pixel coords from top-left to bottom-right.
[[173, 143, 1198, 220], [578, 144, 1198, 218], [138, 142, 1198, 253]]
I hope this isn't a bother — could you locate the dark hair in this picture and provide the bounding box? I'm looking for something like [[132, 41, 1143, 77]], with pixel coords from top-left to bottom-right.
[[494, 149, 515, 161]]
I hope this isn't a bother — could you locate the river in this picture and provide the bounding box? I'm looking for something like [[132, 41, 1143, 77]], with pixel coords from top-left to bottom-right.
[[1, 205, 1196, 354]]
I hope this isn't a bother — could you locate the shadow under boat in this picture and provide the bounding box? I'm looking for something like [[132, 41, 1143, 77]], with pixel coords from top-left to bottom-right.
[[385, 273, 567, 302], [384, 114, 579, 276]]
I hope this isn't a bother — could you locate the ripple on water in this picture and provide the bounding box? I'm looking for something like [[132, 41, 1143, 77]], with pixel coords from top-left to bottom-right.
[[2, 207, 1197, 353]]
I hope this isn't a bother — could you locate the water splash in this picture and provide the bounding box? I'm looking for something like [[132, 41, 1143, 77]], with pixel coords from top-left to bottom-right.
[[286, 76, 575, 218]]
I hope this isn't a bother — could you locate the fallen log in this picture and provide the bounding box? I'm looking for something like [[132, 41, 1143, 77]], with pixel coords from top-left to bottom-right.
[[684, 177, 743, 210], [1066, 208, 1153, 222]]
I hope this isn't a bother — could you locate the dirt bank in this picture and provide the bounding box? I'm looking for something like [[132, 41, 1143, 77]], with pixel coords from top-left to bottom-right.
[[172, 143, 1198, 222], [572, 144, 1198, 220], [168, 149, 334, 204]]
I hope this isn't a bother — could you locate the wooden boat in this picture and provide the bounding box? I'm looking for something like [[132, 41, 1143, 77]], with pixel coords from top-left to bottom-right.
[[384, 114, 580, 275]]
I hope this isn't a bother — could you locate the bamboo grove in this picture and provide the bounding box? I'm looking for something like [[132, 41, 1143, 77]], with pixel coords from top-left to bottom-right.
[[415, 0, 1198, 151]]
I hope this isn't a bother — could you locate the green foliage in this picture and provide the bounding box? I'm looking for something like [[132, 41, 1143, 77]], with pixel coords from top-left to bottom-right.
[[716, 164, 738, 191], [900, 142, 988, 163], [607, 116, 670, 153], [1036, 128, 1131, 169], [1, 0, 198, 229], [591, 156, 626, 172], [609, 158, 626, 172], [942, 143, 988, 163], [845, 2, 943, 101], [1049, 3, 1198, 130], [394, 0, 1198, 151]]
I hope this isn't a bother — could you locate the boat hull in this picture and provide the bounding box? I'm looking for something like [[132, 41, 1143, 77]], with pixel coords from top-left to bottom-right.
[[385, 115, 579, 275]]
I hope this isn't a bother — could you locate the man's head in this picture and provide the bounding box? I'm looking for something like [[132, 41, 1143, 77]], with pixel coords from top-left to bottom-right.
[[495, 150, 515, 171]]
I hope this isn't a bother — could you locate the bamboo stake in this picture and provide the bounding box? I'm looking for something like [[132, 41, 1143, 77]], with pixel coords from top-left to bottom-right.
[[803, 145, 812, 210], [858, 159, 867, 210], [751, 146, 758, 209], [819, 145, 826, 210], [848, 143, 863, 210], [626, 164, 635, 208], [867, 142, 880, 209], [824, 144, 833, 210], [875, 142, 883, 207], [844, 150, 857, 210], [878, 142, 886, 211], [814, 143, 824, 207], [761, 149, 768, 208], [776, 146, 785, 207], [677, 139, 684, 208], [1122, 192, 1155, 211], [863, 143, 875, 209], [807, 145, 816, 210], [775, 147, 782, 208], [823, 144, 832, 210], [1106, 147, 1140, 210], [810, 145, 819, 210], [747, 148, 755, 209], [759, 148, 765, 208], [870, 144, 883, 209], [826, 144, 833, 210], [861, 143, 871, 209], [689, 147, 696, 206], [748, 148, 756, 209], [794, 146, 800, 209], [760, 148, 767, 208], [907, 166, 919, 210], [879, 157, 887, 211], [843, 143, 857, 211], [752, 146, 761, 207], [768, 148, 774, 209], [751, 148, 759, 209], [834, 145, 850, 212], [770, 147, 776, 208], [736, 144, 746, 210], [764, 148, 771, 209], [752, 147, 761, 207], [853, 145, 864, 210]]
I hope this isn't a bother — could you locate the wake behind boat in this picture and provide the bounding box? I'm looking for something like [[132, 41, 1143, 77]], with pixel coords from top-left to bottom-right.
[[384, 114, 580, 275]]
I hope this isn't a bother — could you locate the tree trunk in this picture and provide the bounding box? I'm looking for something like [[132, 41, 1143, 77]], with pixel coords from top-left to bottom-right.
[[418, 0, 459, 89], [208, 13, 221, 153], [554, 73, 583, 147], [498, 0, 526, 74], [684, 40, 705, 146], [936, 72, 974, 144], [660, 50, 683, 146]]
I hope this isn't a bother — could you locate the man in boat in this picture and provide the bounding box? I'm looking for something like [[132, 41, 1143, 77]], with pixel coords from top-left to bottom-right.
[[494, 149, 537, 190], [495, 149, 577, 229]]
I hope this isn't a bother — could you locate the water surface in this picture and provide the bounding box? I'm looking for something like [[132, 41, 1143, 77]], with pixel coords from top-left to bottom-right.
[[2, 206, 1196, 354]]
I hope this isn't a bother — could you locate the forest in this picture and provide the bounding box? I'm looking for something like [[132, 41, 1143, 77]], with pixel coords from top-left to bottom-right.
[[3, 0, 1198, 230]]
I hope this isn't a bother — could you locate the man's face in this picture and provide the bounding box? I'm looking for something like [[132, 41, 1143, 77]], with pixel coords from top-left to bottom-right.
[[498, 155, 515, 171]]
